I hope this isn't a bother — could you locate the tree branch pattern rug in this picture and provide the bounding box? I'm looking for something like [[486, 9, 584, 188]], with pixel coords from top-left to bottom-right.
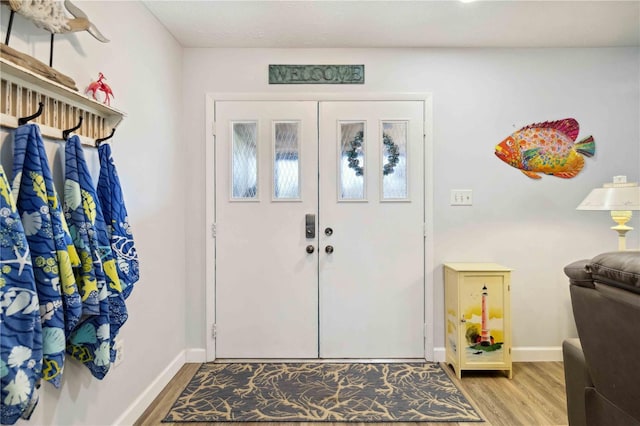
[[162, 363, 483, 422]]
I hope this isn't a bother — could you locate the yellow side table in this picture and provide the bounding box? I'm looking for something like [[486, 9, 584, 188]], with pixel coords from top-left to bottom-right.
[[444, 263, 512, 379]]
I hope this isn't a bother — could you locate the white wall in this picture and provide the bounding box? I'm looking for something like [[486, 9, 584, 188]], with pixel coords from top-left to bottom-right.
[[2, 7, 638, 421], [182, 48, 640, 358], [1, 1, 186, 424]]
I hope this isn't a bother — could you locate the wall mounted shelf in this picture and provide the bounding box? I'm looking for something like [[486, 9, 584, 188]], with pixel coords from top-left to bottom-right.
[[1, 58, 125, 147]]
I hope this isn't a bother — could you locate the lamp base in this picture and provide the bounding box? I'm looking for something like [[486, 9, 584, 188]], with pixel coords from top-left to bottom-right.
[[610, 210, 633, 250]]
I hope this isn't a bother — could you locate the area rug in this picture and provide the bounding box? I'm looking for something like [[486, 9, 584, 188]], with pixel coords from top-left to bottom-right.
[[162, 362, 483, 422]]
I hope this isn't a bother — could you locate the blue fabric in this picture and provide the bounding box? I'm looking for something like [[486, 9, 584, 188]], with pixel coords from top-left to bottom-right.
[[63, 136, 127, 378], [97, 143, 139, 299], [0, 165, 42, 425], [11, 124, 82, 388]]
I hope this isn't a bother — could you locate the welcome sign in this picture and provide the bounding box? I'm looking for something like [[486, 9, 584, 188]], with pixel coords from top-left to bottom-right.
[[269, 65, 365, 84]]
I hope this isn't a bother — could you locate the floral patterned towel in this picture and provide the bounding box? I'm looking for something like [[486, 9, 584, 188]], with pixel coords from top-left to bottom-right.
[[63, 135, 128, 379], [0, 165, 42, 425], [97, 143, 139, 299], [11, 124, 81, 388]]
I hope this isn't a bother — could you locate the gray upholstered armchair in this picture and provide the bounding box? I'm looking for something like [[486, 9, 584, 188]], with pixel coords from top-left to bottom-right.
[[563, 251, 640, 426]]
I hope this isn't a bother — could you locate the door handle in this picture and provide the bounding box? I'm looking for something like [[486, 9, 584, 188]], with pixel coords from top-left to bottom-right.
[[325, 245, 334, 254], [306, 245, 315, 254], [305, 214, 315, 239]]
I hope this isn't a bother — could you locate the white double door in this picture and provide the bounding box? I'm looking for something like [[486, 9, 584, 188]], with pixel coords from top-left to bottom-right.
[[215, 100, 425, 359]]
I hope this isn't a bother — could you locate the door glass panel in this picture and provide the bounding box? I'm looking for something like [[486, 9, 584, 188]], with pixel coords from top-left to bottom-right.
[[339, 121, 365, 200], [382, 121, 408, 200], [232, 122, 258, 199], [274, 121, 300, 199]]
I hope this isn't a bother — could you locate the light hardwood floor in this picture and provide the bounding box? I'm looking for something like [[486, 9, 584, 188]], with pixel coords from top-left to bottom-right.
[[135, 362, 567, 426]]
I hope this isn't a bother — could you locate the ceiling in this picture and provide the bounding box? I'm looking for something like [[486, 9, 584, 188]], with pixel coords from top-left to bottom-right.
[[142, 0, 640, 48]]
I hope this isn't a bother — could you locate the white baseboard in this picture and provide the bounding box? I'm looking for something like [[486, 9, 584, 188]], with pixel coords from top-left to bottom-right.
[[512, 346, 562, 362], [433, 347, 446, 362], [433, 346, 562, 362], [113, 350, 186, 426], [185, 348, 207, 363]]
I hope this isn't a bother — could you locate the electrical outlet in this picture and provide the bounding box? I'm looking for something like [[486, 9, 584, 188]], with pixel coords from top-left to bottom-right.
[[113, 338, 124, 367], [450, 189, 473, 206]]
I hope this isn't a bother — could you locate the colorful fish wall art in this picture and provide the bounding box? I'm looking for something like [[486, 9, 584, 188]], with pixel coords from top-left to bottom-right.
[[494, 118, 595, 179]]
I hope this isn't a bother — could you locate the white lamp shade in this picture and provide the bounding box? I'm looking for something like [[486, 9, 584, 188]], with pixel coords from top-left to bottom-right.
[[577, 186, 640, 211]]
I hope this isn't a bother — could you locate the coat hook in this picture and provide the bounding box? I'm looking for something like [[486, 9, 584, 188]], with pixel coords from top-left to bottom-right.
[[95, 128, 115, 147], [62, 116, 83, 140], [5, 9, 15, 45], [18, 102, 45, 125]]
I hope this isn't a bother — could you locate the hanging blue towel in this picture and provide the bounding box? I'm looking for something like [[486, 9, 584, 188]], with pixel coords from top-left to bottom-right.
[[0, 165, 42, 425], [97, 143, 139, 299], [11, 124, 82, 388], [64, 136, 127, 378]]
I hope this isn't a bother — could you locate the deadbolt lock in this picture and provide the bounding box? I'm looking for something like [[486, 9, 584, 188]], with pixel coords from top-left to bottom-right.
[[305, 214, 316, 239]]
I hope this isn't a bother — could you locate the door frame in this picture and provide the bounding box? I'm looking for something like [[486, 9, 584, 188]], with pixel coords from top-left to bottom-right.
[[205, 92, 434, 362]]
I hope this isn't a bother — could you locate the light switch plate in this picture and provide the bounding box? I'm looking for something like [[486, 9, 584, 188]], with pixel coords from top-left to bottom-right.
[[451, 189, 473, 206]]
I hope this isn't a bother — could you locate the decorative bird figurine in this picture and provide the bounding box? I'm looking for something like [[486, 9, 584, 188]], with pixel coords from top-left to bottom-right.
[[3, 0, 109, 66], [4, 0, 109, 41], [86, 72, 113, 106]]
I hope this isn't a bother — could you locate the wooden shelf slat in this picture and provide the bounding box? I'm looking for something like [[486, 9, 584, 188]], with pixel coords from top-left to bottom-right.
[[1, 57, 125, 147]]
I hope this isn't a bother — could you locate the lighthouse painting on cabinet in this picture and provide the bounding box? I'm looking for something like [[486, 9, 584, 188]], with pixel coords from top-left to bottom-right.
[[444, 263, 512, 378], [462, 282, 505, 362]]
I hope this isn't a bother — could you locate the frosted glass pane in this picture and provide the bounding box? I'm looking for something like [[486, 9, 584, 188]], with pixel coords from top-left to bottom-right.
[[340, 122, 365, 200], [274, 122, 300, 199], [382, 121, 408, 199], [232, 122, 258, 199]]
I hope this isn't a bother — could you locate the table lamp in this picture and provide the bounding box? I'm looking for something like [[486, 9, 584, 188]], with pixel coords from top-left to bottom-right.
[[577, 176, 640, 250]]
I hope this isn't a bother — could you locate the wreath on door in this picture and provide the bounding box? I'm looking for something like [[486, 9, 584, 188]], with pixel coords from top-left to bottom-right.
[[382, 133, 400, 176], [346, 131, 400, 176], [346, 131, 365, 176]]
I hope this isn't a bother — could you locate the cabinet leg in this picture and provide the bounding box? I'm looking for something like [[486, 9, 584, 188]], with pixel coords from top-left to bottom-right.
[[445, 362, 462, 379]]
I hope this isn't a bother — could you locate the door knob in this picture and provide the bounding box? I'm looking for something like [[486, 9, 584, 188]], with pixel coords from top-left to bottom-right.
[[325, 245, 334, 254], [306, 245, 315, 254], [325, 227, 333, 236]]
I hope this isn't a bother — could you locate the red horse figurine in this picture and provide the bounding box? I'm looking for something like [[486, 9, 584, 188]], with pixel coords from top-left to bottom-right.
[[86, 72, 114, 106]]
